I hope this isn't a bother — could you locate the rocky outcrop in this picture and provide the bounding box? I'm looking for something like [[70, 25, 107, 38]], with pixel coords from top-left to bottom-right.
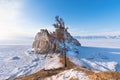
[[32, 29, 61, 54], [32, 16, 81, 54]]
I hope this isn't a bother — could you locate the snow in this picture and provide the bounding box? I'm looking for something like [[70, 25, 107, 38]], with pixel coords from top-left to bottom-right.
[[1, 38, 120, 79], [0, 45, 63, 80], [44, 54, 63, 70], [81, 59, 117, 71], [66, 40, 120, 72], [46, 69, 89, 80], [78, 39, 120, 48]]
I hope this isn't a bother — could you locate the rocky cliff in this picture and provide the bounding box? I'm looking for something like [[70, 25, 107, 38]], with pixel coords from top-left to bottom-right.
[[32, 16, 81, 54]]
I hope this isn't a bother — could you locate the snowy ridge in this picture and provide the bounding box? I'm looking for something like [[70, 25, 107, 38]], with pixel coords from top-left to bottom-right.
[[46, 69, 89, 80]]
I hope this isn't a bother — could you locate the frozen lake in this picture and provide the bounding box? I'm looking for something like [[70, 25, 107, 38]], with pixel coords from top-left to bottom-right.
[[78, 39, 120, 49]]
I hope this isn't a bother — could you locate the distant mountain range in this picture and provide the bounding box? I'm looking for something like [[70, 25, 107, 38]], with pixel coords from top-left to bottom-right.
[[74, 35, 120, 39]]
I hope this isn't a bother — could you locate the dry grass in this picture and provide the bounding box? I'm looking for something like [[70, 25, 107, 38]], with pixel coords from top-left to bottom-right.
[[70, 77, 79, 80], [13, 54, 120, 80], [88, 71, 120, 80], [59, 54, 76, 69], [75, 66, 120, 80]]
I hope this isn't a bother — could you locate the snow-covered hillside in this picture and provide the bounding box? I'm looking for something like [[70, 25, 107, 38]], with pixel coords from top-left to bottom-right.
[[67, 46, 120, 72], [0, 38, 120, 80], [0, 45, 63, 80]]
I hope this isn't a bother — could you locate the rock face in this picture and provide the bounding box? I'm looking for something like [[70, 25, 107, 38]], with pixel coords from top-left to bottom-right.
[[32, 16, 81, 54], [32, 29, 60, 54]]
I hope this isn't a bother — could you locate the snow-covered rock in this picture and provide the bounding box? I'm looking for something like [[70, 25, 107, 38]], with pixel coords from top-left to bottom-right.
[[46, 69, 89, 80]]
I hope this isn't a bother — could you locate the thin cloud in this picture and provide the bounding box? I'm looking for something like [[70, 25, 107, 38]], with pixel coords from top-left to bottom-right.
[[0, 0, 49, 41], [0, 0, 22, 40]]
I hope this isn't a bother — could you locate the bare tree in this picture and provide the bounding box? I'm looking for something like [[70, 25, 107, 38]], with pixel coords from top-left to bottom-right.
[[53, 16, 67, 67], [63, 29, 67, 67]]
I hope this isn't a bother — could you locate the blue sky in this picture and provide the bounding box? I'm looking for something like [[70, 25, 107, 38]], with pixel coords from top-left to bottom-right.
[[22, 0, 120, 35], [0, 0, 120, 41]]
